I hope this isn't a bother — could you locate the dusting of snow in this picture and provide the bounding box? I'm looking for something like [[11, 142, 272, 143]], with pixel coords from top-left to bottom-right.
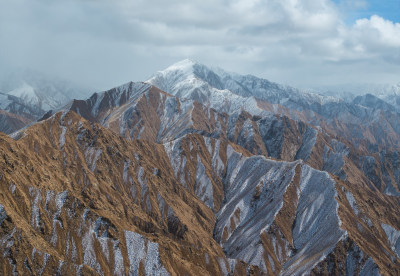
[[382, 223, 400, 258], [147, 60, 340, 119], [0, 204, 7, 226], [360, 257, 380, 276], [345, 191, 359, 215], [82, 228, 103, 275], [31, 189, 42, 229], [51, 191, 68, 245], [218, 258, 229, 276], [195, 155, 214, 209], [113, 240, 125, 275], [163, 140, 181, 178], [283, 167, 346, 275], [9, 183, 16, 195], [59, 126, 67, 149], [124, 230, 170, 275], [123, 160, 131, 184], [216, 154, 299, 270], [7, 82, 40, 107], [295, 127, 317, 161], [214, 143, 346, 275], [205, 253, 210, 264], [85, 147, 102, 171]]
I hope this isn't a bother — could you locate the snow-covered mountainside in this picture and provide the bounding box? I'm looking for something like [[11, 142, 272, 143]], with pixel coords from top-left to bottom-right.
[[147, 60, 263, 115], [352, 94, 397, 112], [0, 92, 43, 117], [0, 69, 92, 111], [147, 59, 340, 116], [147, 60, 400, 150]]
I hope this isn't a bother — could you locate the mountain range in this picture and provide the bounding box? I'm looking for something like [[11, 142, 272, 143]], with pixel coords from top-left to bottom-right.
[[0, 60, 400, 275]]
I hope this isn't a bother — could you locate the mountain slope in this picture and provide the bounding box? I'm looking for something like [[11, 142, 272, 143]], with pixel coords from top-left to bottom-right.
[[58, 80, 400, 199], [2, 107, 400, 274], [3, 111, 266, 275], [147, 60, 400, 152], [162, 133, 400, 275]]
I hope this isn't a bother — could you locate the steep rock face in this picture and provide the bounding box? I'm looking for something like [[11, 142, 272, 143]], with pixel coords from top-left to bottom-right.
[[216, 155, 345, 275]]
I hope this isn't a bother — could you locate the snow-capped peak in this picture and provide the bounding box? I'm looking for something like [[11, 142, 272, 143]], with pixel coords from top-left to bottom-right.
[[8, 82, 40, 107], [147, 59, 265, 115], [163, 58, 196, 72], [147, 59, 342, 118], [150, 59, 199, 82]]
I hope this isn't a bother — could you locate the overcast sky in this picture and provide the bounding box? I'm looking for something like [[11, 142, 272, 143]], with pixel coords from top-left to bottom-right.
[[0, 0, 399, 90]]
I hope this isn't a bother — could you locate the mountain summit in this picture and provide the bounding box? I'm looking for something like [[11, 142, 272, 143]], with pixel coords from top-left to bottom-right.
[[148, 60, 340, 113]]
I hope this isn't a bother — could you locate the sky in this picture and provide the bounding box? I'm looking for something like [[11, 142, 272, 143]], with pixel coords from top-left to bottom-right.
[[0, 0, 399, 90]]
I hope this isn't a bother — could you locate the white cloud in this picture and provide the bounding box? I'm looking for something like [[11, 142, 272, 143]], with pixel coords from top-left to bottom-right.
[[0, 0, 398, 89], [353, 15, 400, 47]]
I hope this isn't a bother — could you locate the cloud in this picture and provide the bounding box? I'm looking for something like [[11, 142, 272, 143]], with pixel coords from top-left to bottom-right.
[[0, 0, 398, 89]]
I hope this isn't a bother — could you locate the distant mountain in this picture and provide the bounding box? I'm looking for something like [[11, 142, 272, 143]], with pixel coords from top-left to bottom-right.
[[0, 69, 92, 133], [0, 92, 43, 118], [315, 83, 400, 109], [352, 94, 397, 112], [0, 69, 93, 110], [0, 92, 45, 133], [316, 82, 400, 98]]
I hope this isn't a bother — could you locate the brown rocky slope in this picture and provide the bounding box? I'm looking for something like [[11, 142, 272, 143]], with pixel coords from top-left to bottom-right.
[[0, 107, 399, 275]]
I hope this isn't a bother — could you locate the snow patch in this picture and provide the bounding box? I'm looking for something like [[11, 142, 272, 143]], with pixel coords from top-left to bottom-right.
[[59, 126, 67, 149], [124, 230, 170, 275], [382, 223, 400, 258]]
